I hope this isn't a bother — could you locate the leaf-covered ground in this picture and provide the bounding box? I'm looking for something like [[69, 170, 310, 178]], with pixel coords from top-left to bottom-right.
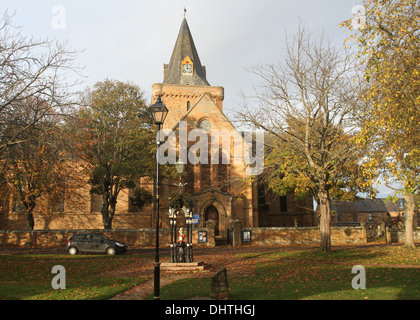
[[1, 244, 419, 300], [0, 253, 147, 300], [157, 244, 420, 300]]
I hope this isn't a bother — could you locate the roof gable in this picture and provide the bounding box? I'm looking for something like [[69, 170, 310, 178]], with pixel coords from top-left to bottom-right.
[[170, 93, 238, 133], [163, 18, 209, 86]]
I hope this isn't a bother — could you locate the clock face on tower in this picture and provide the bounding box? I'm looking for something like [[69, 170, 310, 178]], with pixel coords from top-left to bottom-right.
[[182, 63, 193, 74]]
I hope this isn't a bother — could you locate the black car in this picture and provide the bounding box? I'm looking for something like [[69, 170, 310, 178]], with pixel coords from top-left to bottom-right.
[[66, 233, 128, 255]]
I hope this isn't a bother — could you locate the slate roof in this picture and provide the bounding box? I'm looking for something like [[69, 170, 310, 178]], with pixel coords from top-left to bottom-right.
[[163, 18, 210, 86], [331, 198, 405, 213]]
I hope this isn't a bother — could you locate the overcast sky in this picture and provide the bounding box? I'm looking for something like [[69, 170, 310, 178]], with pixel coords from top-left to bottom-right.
[[2, 0, 397, 198], [0, 0, 361, 107]]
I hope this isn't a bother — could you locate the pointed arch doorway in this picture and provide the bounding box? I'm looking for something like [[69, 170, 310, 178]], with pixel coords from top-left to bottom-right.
[[204, 205, 219, 236]]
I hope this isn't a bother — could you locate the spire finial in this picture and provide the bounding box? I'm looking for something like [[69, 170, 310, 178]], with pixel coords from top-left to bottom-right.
[[184, 7, 187, 17]]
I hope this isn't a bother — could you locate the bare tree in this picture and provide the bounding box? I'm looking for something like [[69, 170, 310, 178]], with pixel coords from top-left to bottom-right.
[[0, 11, 83, 229], [3, 98, 76, 230], [237, 25, 368, 252], [0, 11, 82, 160]]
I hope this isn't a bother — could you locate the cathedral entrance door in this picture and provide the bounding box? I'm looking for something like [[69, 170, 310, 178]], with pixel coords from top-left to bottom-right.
[[205, 205, 219, 236]]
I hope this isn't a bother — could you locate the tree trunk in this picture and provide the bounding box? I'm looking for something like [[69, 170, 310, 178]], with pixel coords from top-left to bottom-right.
[[24, 201, 36, 230], [103, 214, 112, 230], [26, 212, 35, 230], [318, 184, 331, 252], [101, 196, 117, 231], [403, 191, 416, 249], [101, 196, 111, 230], [107, 200, 117, 230]]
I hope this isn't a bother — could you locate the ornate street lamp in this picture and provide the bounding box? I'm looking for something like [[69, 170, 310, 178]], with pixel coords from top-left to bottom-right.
[[175, 160, 186, 192], [149, 95, 168, 301], [150, 95, 169, 125], [171, 160, 194, 263]]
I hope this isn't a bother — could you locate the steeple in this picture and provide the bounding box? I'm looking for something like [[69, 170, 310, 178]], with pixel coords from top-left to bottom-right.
[[163, 18, 210, 86]]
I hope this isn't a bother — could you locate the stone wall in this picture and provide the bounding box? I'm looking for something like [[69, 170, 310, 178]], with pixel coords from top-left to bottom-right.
[[0, 228, 211, 249], [396, 228, 420, 244], [2, 226, 418, 249], [241, 226, 367, 246]]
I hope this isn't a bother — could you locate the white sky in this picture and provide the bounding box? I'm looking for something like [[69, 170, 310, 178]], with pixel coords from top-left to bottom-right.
[[1, 0, 397, 198], [0, 0, 359, 106]]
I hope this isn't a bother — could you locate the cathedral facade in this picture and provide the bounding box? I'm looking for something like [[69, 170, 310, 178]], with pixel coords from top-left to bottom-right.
[[148, 18, 314, 239], [0, 18, 314, 236]]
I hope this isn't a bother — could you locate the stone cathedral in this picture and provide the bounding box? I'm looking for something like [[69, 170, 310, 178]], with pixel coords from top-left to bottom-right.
[[0, 18, 314, 238], [148, 18, 314, 239]]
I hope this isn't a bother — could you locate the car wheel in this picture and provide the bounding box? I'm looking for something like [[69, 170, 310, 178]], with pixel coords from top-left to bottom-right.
[[68, 247, 78, 255], [106, 247, 116, 256]]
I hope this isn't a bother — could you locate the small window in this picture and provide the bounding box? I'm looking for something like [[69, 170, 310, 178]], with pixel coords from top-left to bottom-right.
[[187, 101, 191, 110], [280, 196, 287, 212], [50, 179, 66, 213], [51, 191, 65, 213], [258, 185, 266, 206]]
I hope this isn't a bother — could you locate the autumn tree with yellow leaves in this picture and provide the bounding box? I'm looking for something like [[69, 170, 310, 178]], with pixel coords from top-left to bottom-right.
[[342, 0, 419, 247]]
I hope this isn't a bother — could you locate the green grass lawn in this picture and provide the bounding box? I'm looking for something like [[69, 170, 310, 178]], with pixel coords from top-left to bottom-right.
[[158, 245, 420, 300], [1, 245, 419, 300], [0, 254, 147, 300]]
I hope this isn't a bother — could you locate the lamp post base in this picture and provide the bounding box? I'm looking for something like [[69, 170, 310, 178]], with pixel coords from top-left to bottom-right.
[[153, 261, 161, 300]]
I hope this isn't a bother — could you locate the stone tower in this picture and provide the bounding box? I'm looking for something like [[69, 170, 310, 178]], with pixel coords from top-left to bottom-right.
[[152, 17, 257, 236], [152, 18, 224, 131]]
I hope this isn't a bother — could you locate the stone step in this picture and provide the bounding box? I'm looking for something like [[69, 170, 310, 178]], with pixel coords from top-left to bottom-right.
[[160, 261, 209, 272]]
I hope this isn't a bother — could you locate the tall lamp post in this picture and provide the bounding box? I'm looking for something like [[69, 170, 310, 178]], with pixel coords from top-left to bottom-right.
[[149, 95, 168, 301], [169, 208, 177, 263], [174, 160, 193, 262], [174, 160, 186, 263]]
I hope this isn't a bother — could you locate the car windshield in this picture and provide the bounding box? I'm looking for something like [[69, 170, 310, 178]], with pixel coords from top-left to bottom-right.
[[72, 234, 87, 240]]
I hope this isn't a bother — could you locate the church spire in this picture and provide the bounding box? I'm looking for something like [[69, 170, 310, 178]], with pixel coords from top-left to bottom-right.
[[163, 18, 210, 86]]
